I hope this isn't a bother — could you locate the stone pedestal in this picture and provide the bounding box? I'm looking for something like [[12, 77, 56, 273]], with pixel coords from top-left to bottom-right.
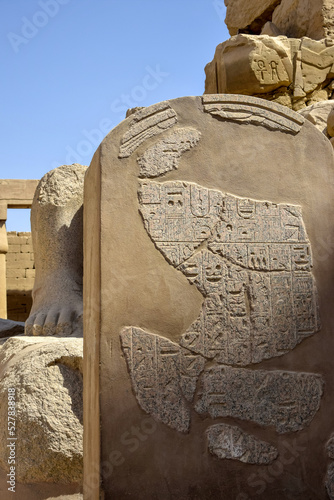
[[84, 95, 334, 499]]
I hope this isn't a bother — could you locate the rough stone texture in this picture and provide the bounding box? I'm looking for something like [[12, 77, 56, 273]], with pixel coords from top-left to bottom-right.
[[224, 0, 334, 40], [137, 128, 201, 178], [272, 0, 334, 40], [224, 0, 281, 36], [0, 336, 83, 483], [205, 34, 334, 110], [0, 318, 24, 338], [84, 96, 334, 499], [206, 424, 278, 464], [25, 164, 87, 337], [327, 435, 334, 459], [327, 462, 334, 499], [298, 99, 334, 138]]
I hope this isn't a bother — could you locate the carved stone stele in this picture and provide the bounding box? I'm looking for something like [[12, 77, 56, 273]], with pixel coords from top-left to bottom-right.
[[84, 95, 334, 500]]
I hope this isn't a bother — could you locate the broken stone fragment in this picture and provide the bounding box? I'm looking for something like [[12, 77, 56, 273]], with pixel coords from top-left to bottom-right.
[[206, 423, 278, 464], [0, 336, 83, 483], [205, 34, 334, 110]]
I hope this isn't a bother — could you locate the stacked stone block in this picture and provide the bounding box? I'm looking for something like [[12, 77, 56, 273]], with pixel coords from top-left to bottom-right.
[[6, 231, 35, 321]]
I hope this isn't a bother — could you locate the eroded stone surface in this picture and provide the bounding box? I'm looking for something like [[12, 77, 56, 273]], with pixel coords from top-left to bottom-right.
[[0, 337, 83, 483], [121, 327, 205, 432], [224, 0, 334, 40], [206, 423, 278, 464], [298, 99, 334, 136], [137, 128, 201, 178], [139, 180, 320, 366], [224, 0, 281, 36], [326, 462, 334, 499], [327, 435, 334, 459], [119, 102, 178, 158], [196, 365, 323, 433], [203, 94, 304, 133], [205, 35, 334, 110], [272, 0, 334, 40]]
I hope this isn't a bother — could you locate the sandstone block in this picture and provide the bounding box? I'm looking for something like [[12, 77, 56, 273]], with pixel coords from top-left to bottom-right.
[[224, 0, 334, 39], [25, 269, 36, 279], [224, 0, 281, 36], [272, 0, 334, 39], [20, 244, 33, 253], [7, 235, 25, 245], [205, 34, 334, 110], [298, 99, 334, 136], [6, 269, 25, 279], [8, 245, 20, 253]]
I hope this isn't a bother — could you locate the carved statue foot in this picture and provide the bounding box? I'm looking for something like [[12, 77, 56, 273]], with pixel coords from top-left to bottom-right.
[[25, 275, 83, 337], [25, 163, 86, 338]]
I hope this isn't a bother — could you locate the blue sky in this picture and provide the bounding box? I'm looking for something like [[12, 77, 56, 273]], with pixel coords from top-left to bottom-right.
[[1, 0, 228, 230]]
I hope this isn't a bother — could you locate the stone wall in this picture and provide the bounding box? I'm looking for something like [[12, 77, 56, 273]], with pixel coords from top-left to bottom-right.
[[6, 231, 35, 322]]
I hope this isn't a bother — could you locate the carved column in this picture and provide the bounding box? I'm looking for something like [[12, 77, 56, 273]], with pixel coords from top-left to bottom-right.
[[0, 203, 8, 318]]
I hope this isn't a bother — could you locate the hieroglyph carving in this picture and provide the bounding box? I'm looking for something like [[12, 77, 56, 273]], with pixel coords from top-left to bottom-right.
[[139, 180, 320, 366], [137, 128, 201, 178], [119, 102, 177, 158], [120, 327, 322, 434], [196, 366, 323, 433], [121, 327, 205, 432], [203, 95, 304, 134], [206, 424, 278, 464], [120, 179, 322, 439]]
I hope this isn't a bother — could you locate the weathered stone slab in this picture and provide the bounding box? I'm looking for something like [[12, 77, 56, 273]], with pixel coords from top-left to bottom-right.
[[84, 95, 334, 499]]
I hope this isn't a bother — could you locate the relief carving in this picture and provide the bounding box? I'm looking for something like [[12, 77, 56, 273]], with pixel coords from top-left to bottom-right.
[[121, 178, 323, 454], [202, 95, 304, 134], [119, 102, 177, 158], [137, 128, 201, 178], [206, 424, 278, 464], [139, 180, 320, 365], [196, 365, 323, 433], [120, 326, 205, 432]]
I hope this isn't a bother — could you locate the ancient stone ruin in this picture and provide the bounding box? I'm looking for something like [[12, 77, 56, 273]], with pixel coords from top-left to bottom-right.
[[1, 1, 334, 499]]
